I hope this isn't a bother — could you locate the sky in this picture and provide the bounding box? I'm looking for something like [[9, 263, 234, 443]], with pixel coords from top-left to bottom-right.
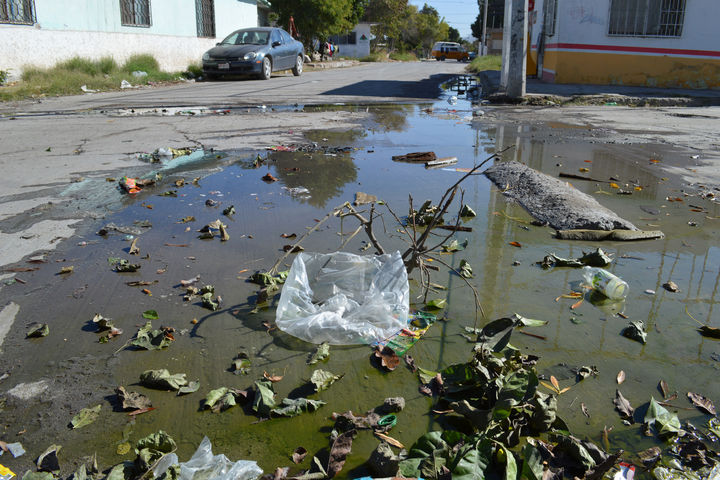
[[408, 0, 480, 41]]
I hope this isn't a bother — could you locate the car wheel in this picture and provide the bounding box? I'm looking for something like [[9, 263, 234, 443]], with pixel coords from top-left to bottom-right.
[[292, 55, 303, 76], [259, 57, 272, 80], [440, 56, 446, 61], [205, 73, 219, 81]]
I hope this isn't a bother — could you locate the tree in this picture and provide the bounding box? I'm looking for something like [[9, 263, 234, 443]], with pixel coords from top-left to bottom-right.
[[471, 0, 504, 41], [447, 26, 461, 43], [271, 0, 366, 51], [363, 0, 409, 51]]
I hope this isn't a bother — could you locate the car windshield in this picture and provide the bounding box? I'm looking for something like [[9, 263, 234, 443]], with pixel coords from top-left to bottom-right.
[[221, 30, 269, 45]]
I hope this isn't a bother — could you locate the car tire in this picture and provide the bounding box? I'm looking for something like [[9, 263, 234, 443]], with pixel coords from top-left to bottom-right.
[[292, 55, 303, 76], [205, 73, 219, 81], [259, 57, 272, 80], [440, 56, 446, 61]]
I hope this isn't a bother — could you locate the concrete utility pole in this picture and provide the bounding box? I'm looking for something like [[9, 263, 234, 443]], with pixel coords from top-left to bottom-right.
[[500, 0, 527, 98], [480, 0, 488, 56]]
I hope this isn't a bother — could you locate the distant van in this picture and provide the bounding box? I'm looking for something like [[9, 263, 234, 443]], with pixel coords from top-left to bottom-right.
[[431, 42, 469, 62]]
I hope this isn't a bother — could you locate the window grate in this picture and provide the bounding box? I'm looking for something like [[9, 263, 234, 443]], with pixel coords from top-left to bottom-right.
[[1, 0, 36, 25], [608, 0, 685, 37], [120, 0, 151, 27], [196, 0, 215, 38], [543, 0, 557, 36]]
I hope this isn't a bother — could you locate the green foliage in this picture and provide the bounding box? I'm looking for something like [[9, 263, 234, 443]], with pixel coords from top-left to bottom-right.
[[122, 54, 160, 73], [364, 0, 447, 56], [468, 54, 502, 73], [183, 63, 203, 79], [447, 26, 461, 43], [388, 51, 417, 61], [0, 69, 8, 85], [359, 51, 387, 62], [1, 54, 183, 101], [272, 0, 365, 50]]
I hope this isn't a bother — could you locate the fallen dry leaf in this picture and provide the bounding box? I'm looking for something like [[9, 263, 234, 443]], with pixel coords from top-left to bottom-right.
[[374, 432, 404, 449], [375, 346, 400, 371], [687, 392, 716, 415], [263, 371, 283, 383], [570, 298, 584, 310], [662, 281, 679, 292], [550, 375, 560, 390], [617, 370, 626, 385], [509, 241, 522, 248], [262, 173, 278, 182]]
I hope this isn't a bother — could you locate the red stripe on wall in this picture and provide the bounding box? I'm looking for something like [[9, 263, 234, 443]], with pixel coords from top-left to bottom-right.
[[544, 43, 720, 57]]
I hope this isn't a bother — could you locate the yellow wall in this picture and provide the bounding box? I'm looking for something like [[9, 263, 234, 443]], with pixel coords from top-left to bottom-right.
[[542, 50, 720, 89]]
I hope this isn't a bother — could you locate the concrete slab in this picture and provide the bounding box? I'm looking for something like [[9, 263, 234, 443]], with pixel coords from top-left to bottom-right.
[[0, 301, 19, 349], [0, 219, 81, 267]]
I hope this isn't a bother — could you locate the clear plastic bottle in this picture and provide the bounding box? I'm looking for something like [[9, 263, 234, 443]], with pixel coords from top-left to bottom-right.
[[582, 266, 628, 300]]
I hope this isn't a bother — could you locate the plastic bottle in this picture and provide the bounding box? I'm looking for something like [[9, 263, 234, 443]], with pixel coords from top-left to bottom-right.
[[582, 266, 628, 300]]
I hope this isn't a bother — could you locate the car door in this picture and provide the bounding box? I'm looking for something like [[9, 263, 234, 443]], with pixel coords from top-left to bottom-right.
[[270, 29, 289, 70]]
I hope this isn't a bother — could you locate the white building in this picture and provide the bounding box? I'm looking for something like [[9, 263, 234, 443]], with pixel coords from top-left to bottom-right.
[[327, 22, 373, 59], [526, 0, 720, 89], [0, 0, 267, 79]]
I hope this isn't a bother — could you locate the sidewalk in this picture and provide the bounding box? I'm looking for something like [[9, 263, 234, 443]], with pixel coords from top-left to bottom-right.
[[478, 70, 720, 106]]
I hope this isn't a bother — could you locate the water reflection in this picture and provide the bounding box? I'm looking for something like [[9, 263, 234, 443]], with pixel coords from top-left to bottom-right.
[[268, 151, 358, 209]]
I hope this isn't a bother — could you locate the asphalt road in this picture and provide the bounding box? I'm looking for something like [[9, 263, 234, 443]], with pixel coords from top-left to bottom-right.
[[0, 61, 469, 114]]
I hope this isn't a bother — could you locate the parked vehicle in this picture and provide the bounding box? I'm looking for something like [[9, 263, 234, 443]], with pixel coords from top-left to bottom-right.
[[431, 42, 470, 62], [202, 27, 304, 80]]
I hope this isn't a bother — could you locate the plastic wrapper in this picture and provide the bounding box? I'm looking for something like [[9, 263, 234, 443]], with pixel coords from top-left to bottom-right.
[[174, 437, 262, 480], [275, 251, 409, 345]]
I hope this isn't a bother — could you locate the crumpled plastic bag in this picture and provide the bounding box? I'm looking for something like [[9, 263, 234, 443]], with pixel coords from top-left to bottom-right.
[[153, 436, 262, 480], [275, 251, 409, 345]]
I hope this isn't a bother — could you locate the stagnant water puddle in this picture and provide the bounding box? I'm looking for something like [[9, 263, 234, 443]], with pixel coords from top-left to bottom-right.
[[2, 84, 720, 478]]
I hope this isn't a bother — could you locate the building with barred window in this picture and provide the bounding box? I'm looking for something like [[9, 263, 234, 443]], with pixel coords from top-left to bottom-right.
[[0, 0, 269, 79], [525, 0, 719, 89]]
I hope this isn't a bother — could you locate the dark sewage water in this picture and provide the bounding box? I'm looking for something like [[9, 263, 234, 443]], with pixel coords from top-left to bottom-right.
[[2, 85, 719, 478]]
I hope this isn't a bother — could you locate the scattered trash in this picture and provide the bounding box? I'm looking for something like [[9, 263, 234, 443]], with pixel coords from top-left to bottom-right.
[[80, 85, 98, 93], [662, 281, 679, 292], [425, 157, 458, 169], [582, 266, 628, 300], [36, 445, 61, 474], [275, 251, 409, 345], [131, 70, 148, 79], [447, 95, 458, 105], [162, 436, 262, 480], [0, 464, 15, 480], [392, 151, 436, 163], [354, 192, 377, 206], [613, 462, 635, 480], [282, 186, 310, 197], [120, 79, 133, 89]]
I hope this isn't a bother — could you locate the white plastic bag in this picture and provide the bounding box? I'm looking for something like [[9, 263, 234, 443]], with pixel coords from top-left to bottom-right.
[[178, 437, 262, 480], [275, 251, 409, 345]]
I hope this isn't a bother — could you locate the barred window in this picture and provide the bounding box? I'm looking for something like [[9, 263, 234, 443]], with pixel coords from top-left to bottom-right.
[[196, 0, 215, 37], [120, 0, 151, 27], [1, 0, 36, 25], [543, 0, 557, 36], [328, 31, 357, 45], [608, 0, 685, 37]]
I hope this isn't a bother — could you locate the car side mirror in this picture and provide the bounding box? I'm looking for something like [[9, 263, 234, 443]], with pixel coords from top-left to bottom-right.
[[216, 42, 220, 46], [272, 41, 282, 47]]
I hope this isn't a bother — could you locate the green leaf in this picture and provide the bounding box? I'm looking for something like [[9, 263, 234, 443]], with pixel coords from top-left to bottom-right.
[[142, 310, 159, 320], [136, 431, 176, 453], [114, 259, 141, 273], [499, 444, 517, 480], [458, 259, 474, 278], [418, 367, 438, 385], [271, 397, 326, 417], [177, 381, 200, 396], [442, 239, 468, 253], [201, 292, 219, 311], [139, 369, 188, 391], [310, 369, 342, 392], [513, 313, 548, 327], [130, 322, 173, 350], [426, 298, 447, 309], [520, 443, 545, 480], [459, 204, 476, 217], [307, 342, 330, 364], [203, 387, 240, 413], [70, 404, 102, 429], [644, 396, 681, 438], [27, 323, 49, 338], [252, 380, 276, 417], [399, 431, 491, 480]]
